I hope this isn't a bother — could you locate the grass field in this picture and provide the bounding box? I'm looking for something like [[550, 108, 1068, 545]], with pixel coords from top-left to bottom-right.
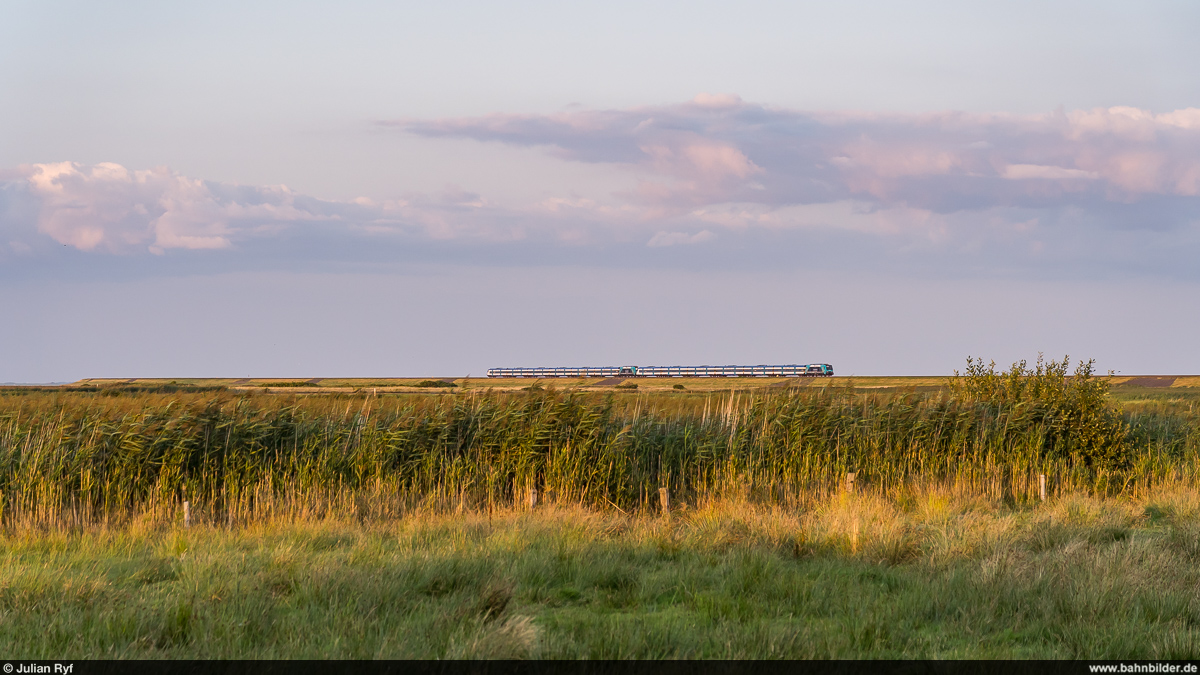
[[3, 362, 1200, 658], [6, 492, 1200, 658]]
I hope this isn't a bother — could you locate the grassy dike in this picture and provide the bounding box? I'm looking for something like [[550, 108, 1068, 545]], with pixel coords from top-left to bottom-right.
[[5, 489, 1200, 659]]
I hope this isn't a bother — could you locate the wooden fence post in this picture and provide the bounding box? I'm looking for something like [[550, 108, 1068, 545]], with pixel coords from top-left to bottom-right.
[[846, 472, 856, 495], [526, 486, 538, 510], [183, 501, 190, 528], [1039, 474, 1047, 502], [658, 487, 670, 516]]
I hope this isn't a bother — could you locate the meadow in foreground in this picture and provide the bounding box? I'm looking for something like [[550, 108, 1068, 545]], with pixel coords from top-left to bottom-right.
[[5, 490, 1200, 659]]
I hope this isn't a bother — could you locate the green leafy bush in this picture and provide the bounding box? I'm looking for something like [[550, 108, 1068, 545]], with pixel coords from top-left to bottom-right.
[[948, 355, 1129, 470], [412, 380, 457, 388]]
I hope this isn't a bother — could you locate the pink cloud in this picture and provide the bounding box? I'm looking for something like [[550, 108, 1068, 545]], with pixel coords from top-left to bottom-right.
[[836, 142, 963, 179], [646, 229, 716, 247], [24, 162, 235, 253], [1100, 152, 1168, 195], [13, 162, 392, 254], [691, 92, 743, 108], [1001, 164, 1098, 180], [5, 98, 1200, 279], [3, 161, 630, 255], [394, 100, 1200, 218]]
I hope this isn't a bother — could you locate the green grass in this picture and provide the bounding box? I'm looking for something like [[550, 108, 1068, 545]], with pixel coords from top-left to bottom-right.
[[2, 360, 1200, 658], [5, 492, 1200, 659]]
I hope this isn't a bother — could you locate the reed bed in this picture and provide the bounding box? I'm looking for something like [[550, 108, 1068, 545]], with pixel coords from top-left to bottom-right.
[[2, 366, 1197, 531]]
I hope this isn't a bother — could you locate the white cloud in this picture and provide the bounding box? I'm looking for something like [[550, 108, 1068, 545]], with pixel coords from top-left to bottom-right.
[[1002, 164, 1099, 180], [647, 230, 716, 247]]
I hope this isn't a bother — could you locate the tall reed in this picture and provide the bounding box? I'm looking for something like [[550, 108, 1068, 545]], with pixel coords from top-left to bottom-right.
[[1, 379, 1196, 529]]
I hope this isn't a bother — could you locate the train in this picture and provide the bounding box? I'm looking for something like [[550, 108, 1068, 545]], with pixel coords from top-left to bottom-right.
[[485, 364, 834, 378]]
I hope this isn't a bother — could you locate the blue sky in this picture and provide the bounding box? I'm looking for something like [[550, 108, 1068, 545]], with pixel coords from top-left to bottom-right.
[[3, 1, 1199, 380]]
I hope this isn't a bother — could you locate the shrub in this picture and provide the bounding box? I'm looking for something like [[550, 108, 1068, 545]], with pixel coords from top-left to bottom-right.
[[948, 355, 1129, 470]]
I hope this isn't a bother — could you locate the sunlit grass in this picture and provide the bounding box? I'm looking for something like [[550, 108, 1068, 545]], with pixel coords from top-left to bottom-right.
[[4, 488, 1200, 658]]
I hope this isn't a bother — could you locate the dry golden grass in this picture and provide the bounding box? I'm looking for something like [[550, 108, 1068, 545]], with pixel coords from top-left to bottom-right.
[[7, 483, 1200, 658]]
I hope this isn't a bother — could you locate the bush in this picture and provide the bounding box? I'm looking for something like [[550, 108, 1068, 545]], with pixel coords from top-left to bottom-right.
[[948, 355, 1129, 470]]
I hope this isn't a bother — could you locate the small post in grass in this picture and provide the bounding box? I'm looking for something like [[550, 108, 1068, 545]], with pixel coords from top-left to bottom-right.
[[846, 472, 856, 495], [658, 487, 670, 517], [526, 486, 538, 510], [1039, 474, 1047, 502], [183, 501, 190, 528]]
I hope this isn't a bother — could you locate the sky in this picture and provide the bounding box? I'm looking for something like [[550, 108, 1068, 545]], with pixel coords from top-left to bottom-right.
[[3, 0, 1199, 381]]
